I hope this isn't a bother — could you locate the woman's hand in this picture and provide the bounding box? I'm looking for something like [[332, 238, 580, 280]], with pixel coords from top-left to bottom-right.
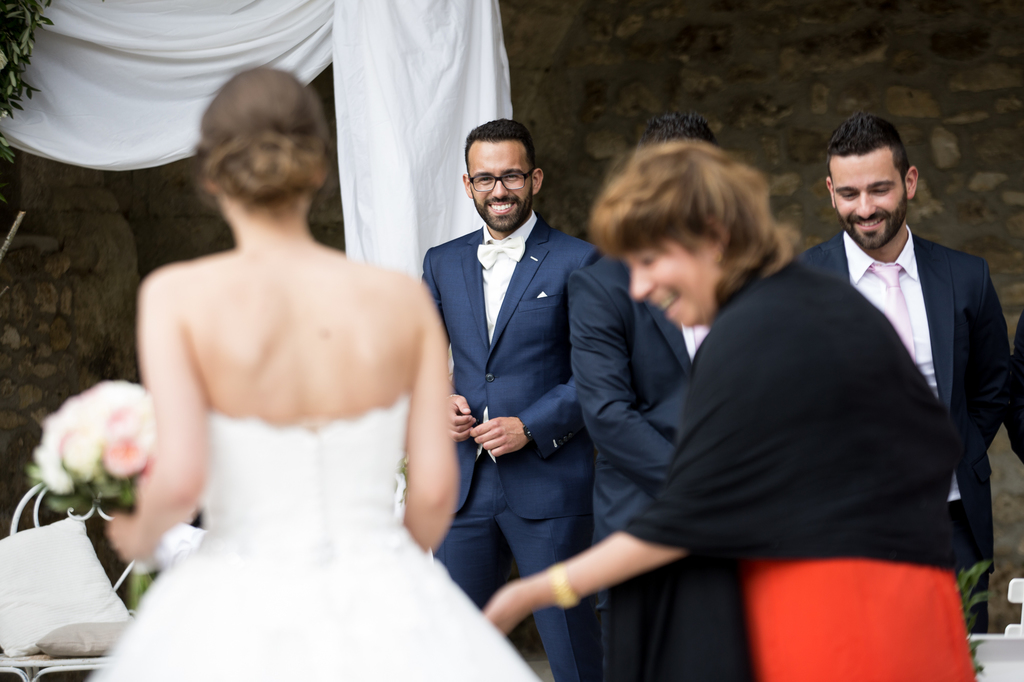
[[106, 513, 158, 563], [484, 575, 549, 635], [484, 533, 689, 635]]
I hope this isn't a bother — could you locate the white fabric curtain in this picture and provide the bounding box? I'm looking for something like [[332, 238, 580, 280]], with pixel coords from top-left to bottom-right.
[[0, 0, 512, 276], [332, 1, 512, 274], [0, 0, 334, 170]]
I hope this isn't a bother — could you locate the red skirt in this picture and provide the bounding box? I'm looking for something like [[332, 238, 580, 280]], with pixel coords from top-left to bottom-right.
[[741, 558, 975, 682]]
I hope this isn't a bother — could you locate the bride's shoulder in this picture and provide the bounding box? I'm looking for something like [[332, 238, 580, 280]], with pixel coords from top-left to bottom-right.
[[138, 255, 232, 306], [345, 260, 432, 307]]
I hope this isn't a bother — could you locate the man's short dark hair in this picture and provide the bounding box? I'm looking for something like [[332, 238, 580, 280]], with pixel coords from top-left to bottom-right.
[[464, 119, 536, 170], [827, 112, 910, 180], [638, 112, 718, 148]]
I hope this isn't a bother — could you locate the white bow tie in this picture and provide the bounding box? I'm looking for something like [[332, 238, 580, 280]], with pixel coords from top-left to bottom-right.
[[477, 236, 525, 269]]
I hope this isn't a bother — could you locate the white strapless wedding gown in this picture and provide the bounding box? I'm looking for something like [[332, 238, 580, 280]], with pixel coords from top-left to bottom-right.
[[94, 398, 539, 681]]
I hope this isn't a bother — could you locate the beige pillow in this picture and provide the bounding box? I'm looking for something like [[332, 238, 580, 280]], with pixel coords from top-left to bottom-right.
[[35, 621, 128, 657], [0, 518, 130, 656]]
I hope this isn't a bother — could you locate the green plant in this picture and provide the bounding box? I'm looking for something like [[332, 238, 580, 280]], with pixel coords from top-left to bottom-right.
[[0, 0, 54, 187], [957, 559, 992, 676], [127, 571, 154, 611]]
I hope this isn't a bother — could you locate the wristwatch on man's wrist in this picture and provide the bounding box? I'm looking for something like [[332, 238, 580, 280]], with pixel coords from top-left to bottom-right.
[[521, 422, 534, 442]]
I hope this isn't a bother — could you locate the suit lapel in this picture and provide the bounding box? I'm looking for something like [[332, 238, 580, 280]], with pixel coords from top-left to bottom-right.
[[915, 236, 954, 408], [644, 302, 691, 373], [461, 236, 489, 349], [488, 220, 550, 357]]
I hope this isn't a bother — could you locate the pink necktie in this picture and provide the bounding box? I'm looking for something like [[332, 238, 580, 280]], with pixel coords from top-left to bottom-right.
[[692, 325, 710, 350], [869, 262, 916, 361]]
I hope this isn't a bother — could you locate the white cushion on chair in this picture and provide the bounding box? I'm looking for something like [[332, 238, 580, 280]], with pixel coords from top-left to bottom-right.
[[0, 518, 130, 656], [36, 621, 130, 657]]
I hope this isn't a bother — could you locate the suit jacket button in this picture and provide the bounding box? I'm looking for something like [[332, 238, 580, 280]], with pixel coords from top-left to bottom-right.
[[567, 432, 573, 438], [485, 373, 495, 382]]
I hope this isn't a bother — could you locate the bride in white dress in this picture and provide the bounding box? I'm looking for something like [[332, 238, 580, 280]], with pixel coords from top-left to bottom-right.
[[100, 68, 539, 682]]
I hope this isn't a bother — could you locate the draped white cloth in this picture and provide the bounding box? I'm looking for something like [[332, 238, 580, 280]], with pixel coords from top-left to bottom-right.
[[0, 0, 334, 170], [0, 0, 512, 275], [332, 1, 512, 272]]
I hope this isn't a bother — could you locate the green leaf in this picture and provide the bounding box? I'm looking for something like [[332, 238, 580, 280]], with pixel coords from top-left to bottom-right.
[[44, 492, 94, 516], [0, 0, 58, 170], [958, 560, 992, 675], [25, 462, 42, 483], [127, 572, 155, 610]]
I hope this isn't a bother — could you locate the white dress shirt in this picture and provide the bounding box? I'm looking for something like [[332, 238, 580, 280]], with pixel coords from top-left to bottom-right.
[[843, 227, 959, 502], [681, 326, 698, 361], [481, 212, 537, 343], [477, 212, 537, 459]]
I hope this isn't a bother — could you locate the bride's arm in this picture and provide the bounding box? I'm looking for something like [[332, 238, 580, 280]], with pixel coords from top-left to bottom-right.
[[484, 531, 687, 633], [402, 285, 459, 552], [107, 269, 209, 561]]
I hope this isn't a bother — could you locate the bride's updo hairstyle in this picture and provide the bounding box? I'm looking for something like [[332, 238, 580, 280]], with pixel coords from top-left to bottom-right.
[[196, 68, 331, 209], [590, 141, 794, 305]]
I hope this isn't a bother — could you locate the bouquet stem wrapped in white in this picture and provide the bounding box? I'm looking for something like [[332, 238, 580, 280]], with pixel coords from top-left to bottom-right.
[[27, 381, 155, 514]]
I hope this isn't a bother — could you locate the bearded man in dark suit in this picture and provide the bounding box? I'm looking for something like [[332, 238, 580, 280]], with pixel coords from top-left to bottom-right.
[[802, 112, 1009, 632], [423, 119, 602, 682]]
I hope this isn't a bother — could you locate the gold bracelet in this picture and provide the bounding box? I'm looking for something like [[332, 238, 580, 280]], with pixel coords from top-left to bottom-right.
[[548, 563, 580, 609]]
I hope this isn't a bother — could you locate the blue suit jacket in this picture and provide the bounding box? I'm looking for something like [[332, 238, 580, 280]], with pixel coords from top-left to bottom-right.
[[802, 232, 1009, 560], [423, 216, 599, 520], [568, 257, 690, 545]]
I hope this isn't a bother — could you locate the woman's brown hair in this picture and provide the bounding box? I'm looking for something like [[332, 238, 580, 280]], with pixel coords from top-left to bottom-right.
[[196, 68, 331, 209], [590, 141, 794, 304]]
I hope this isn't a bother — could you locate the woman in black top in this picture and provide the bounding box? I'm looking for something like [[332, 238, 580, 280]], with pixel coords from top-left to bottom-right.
[[484, 142, 972, 682]]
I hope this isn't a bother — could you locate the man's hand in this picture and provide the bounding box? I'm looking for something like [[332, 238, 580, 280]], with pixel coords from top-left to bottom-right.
[[448, 394, 477, 442], [471, 417, 530, 457]]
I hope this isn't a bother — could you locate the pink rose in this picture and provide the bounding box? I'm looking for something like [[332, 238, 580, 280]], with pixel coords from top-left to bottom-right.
[[103, 439, 148, 478], [106, 406, 142, 441]]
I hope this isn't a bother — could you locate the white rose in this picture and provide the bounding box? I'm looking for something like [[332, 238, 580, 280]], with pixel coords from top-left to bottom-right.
[[33, 443, 74, 494], [35, 403, 79, 494], [62, 428, 104, 481]]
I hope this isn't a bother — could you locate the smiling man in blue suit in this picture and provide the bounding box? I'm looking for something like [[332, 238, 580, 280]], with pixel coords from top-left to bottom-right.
[[802, 112, 1009, 632], [423, 119, 601, 682]]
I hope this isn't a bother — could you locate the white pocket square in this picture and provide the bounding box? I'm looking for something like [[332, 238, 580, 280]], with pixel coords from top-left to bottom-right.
[[537, 291, 548, 298]]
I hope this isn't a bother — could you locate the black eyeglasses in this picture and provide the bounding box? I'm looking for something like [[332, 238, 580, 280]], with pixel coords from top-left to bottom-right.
[[469, 171, 532, 192]]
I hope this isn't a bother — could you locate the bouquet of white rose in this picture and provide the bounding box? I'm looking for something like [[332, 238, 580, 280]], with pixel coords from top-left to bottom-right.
[[27, 381, 155, 514]]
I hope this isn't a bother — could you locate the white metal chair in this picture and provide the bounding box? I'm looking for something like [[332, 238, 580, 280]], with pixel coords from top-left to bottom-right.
[[0, 484, 133, 682], [1006, 578, 1024, 637]]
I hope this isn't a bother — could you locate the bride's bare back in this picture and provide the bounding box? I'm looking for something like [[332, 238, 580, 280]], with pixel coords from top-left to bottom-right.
[[156, 241, 428, 423], [132, 231, 455, 555]]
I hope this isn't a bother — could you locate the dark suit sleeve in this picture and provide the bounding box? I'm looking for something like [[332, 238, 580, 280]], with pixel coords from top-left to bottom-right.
[[965, 261, 1009, 450], [1006, 311, 1024, 460], [568, 266, 675, 497], [516, 245, 600, 458], [421, 249, 445, 326]]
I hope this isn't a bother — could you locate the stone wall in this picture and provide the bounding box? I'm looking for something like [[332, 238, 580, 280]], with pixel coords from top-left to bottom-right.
[[1, 0, 1023, 633]]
